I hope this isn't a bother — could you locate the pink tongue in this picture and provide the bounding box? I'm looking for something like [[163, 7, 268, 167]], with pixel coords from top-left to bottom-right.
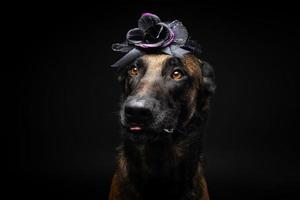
[[130, 126, 142, 131]]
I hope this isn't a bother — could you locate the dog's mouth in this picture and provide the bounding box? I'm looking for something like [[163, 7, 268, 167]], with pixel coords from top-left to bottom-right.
[[120, 107, 178, 139], [128, 123, 144, 132], [126, 122, 175, 134], [129, 126, 142, 131]]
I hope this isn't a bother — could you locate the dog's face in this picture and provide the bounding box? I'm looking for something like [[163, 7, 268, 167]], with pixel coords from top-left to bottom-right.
[[118, 54, 215, 142]]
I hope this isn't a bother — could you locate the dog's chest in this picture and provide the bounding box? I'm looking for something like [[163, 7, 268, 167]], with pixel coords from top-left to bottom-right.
[[128, 142, 186, 184], [135, 162, 186, 200]]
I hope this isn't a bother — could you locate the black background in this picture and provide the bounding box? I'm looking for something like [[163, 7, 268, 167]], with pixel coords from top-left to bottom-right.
[[8, 1, 300, 200]]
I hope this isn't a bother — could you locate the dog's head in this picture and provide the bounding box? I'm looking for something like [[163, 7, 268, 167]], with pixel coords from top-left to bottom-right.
[[117, 53, 215, 142]]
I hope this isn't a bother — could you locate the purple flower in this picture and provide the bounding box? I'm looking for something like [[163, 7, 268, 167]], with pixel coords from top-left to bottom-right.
[[112, 13, 188, 52], [126, 13, 174, 48], [111, 13, 196, 68]]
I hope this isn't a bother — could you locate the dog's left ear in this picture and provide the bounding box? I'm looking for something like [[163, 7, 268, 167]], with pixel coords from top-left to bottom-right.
[[200, 60, 216, 96]]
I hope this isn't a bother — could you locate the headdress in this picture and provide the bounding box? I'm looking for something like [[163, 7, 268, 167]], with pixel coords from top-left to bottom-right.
[[111, 13, 201, 68]]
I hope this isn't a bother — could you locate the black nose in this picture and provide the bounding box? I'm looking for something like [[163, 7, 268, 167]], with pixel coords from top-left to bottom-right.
[[124, 99, 153, 124]]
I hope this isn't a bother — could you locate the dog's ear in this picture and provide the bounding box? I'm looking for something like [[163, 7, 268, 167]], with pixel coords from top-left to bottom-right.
[[116, 67, 131, 97], [117, 67, 127, 83], [196, 60, 216, 120], [200, 61, 216, 96]]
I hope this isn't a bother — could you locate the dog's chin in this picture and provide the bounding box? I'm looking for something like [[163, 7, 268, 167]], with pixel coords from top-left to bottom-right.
[[120, 111, 178, 143]]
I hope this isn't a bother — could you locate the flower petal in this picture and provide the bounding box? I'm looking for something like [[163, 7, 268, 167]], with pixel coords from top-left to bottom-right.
[[112, 43, 134, 52], [183, 39, 202, 56], [136, 40, 165, 48], [126, 28, 144, 44], [145, 24, 168, 42], [111, 48, 144, 68], [159, 23, 175, 47], [170, 45, 190, 57], [138, 13, 161, 30], [161, 46, 172, 55], [168, 20, 188, 46]]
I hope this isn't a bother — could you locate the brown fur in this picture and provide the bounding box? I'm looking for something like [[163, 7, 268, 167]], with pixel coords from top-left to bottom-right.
[[109, 54, 213, 200], [109, 162, 209, 200]]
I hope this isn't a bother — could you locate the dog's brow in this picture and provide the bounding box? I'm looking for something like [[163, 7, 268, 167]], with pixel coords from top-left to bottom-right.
[[162, 57, 184, 74], [133, 58, 145, 68], [142, 54, 171, 75]]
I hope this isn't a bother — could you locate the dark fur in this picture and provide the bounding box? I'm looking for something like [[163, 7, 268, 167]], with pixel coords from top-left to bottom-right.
[[109, 54, 215, 200]]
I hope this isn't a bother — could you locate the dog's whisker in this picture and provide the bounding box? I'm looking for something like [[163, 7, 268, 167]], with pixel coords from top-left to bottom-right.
[[163, 128, 174, 134]]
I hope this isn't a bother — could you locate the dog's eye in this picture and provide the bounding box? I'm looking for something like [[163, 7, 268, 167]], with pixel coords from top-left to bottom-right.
[[129, 66, 138, 76], [171, 70, 183, 80]]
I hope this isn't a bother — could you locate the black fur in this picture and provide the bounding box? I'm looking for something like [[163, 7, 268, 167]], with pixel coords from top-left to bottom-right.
[[111, 55, 215, 200]]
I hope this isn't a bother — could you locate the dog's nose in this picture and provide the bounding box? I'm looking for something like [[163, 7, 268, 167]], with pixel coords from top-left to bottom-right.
[[124, 99, 153, 124]]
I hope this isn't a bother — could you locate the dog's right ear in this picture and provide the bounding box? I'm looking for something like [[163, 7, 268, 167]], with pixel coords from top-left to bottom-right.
[[200, 61, 216, 96]]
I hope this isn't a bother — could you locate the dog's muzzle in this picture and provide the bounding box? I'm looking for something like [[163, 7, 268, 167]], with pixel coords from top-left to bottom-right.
[[122, 96, 177, 135], [123, 97, 154, 131]]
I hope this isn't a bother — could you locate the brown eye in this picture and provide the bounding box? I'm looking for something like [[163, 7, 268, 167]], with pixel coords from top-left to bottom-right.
[[130, 66, 138, 76], [171, 70, 183, 80]]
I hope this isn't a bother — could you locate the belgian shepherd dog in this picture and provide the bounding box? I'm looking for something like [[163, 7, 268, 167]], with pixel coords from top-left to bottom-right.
[[109, 54, 215, 200]]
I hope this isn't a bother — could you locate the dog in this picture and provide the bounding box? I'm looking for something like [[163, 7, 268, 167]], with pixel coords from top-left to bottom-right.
[[109, 53, 215, 200]]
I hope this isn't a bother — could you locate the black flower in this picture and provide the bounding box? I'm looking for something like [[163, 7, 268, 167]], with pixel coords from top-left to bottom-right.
[[111, 13, 201, 68], [112, 13, 188, 51], [125, 13, 174, 48]]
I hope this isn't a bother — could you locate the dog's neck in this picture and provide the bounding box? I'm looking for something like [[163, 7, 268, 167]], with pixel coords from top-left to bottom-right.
[[123, 131, 202, 176], [116, 117, 206, 199]]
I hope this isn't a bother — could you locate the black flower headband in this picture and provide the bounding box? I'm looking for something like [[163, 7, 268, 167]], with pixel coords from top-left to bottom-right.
[[111, 13, 201, 68]]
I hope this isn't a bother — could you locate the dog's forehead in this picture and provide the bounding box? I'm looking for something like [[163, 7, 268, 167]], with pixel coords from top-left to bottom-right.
[[140, 54, 201, 77], [141, 54, 171, 70]]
